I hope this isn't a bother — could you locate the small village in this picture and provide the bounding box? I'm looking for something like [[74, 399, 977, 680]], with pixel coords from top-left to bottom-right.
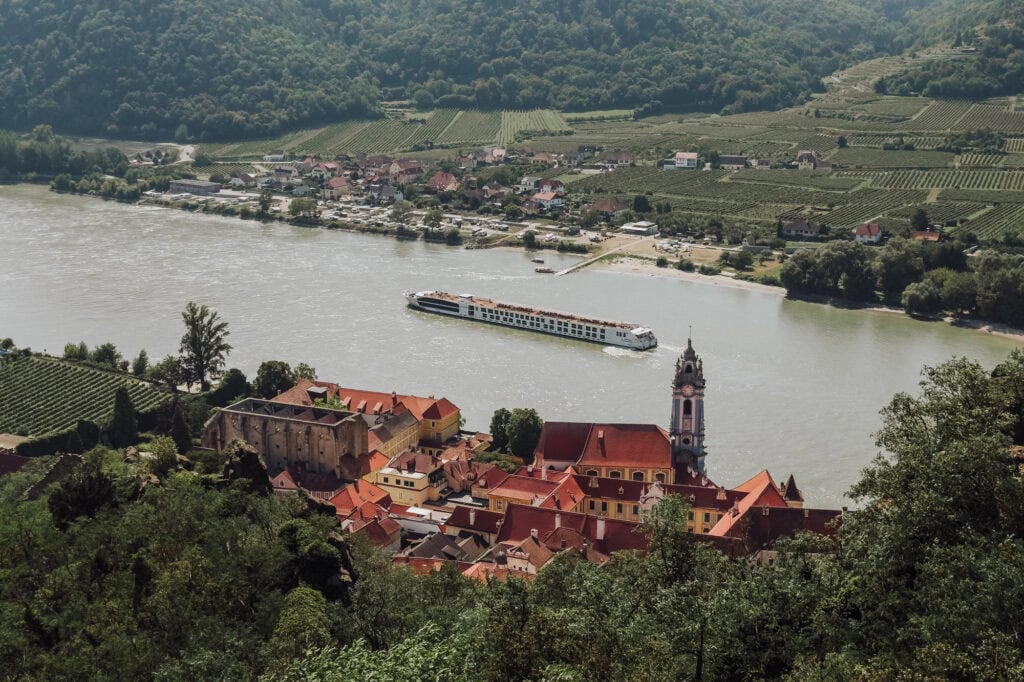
[[198, 340, 839, 580]]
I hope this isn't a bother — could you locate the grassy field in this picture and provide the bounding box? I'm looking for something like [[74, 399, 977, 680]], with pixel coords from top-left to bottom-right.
[[0, 356, 168, 437]]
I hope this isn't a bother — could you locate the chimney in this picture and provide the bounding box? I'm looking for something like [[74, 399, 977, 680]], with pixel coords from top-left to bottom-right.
[[530, 528, 538, 541], [803, 508, 809, 518], [527, 465, 534, 477], [469, 509, 476, 525], [555, 513, 561, 529], [541, 467, 547, 481]]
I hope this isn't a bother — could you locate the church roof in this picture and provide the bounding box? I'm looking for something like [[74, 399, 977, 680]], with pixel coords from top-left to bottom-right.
[[673, 338, 705, 389]]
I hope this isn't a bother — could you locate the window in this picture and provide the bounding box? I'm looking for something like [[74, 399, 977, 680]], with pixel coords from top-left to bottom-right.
[[616, 503, 623, 514], [589, 500, 595, 511], [632, 505, 639, 516], [585, 470, 598, 477], [609, 470, 621, 479], [655, 473, 666, 483], [382, 476, 389, 484], [687, 511, 694, 520], [632, 472, 645, 482], [601, 502, 607, 512], [683, 399, 692, 416], [703, 512, 711, 523], [404, 480, 414, 488]]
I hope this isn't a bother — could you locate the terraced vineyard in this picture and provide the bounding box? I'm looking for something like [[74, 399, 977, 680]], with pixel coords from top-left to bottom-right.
[[0, 356, 168, 437], [831, 148, 954, 168], [729, 170, 863, 191], [955, 204, 1024, 239], [897, 100, 972, 131], [952, 105, 1024, 133], [872, 170, 1024, 191], [820, 189, 929, 227], [1006, 139, 1024, 153], [888, 202, 985, 224], [498, 110, 570, 144], [435, 111, 502, 146], [957, 154, 1004, 167]]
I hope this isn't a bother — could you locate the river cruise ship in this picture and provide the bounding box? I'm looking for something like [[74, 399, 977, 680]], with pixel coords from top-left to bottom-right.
[[405, 291, 658, 350]]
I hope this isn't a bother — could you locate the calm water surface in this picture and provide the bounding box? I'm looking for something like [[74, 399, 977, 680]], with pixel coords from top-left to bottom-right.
[[1, 184, 1018, 506]]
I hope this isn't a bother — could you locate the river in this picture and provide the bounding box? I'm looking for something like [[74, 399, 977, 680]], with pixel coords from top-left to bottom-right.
[[1, 184, 1017, 506]]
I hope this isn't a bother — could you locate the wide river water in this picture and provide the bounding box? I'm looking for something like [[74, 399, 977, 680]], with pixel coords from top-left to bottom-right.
[[1, 184, 1018, 506]]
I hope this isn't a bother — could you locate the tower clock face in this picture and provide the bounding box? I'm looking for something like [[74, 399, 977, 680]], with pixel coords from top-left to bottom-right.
[[681, 385, 694, 397]]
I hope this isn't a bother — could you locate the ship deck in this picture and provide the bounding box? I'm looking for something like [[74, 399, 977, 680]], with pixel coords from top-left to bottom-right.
[[421, 291, 647, 331]]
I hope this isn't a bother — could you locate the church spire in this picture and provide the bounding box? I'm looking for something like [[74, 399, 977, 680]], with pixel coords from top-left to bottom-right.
[[670, 337, 707, 473]]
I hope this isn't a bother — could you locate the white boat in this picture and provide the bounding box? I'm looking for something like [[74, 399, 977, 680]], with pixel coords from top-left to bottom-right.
[[405, 291, 657, 350]]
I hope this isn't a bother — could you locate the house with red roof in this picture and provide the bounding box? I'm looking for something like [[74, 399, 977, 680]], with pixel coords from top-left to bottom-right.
[[425, 171, 459, 193], [341, 501, 402, 551], [531, 190, 564, 210], [854, 222, 882, 244], [328, 479, 391, 517], [323, 175, 349, 199], [486, 470, 585, 514], [575, 475, 742, 530]]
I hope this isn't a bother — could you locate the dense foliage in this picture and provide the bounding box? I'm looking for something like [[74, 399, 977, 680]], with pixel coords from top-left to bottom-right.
[[878, 0, 1024, 98], [0, 0, 938, 140], [5, 353, 1024, 678]]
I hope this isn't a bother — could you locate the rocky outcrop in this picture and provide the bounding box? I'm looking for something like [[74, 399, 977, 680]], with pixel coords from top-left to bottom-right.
[[217, 439, 272, 496]]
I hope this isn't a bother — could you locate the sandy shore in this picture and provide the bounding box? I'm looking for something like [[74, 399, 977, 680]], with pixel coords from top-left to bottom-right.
[[593, 255, 786, 295]]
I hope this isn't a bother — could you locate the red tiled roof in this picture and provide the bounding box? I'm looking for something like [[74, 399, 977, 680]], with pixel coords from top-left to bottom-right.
[[325, 176, 348, 189], [426, 172, 457, 190], [329, 480, 391, 517], [709, 471, 789, 537], [387, 450, 442, 475], [912, 230, 940, 241], [270, 469, 298, 492], [447, 506, 504, 534], [532, 191, 558, 201], [577, 423, 672, 470], [855, 223, 881, 237], [535, 421, 594, 463], [490, 475, 560, 502], [422, 397, 459, 421], [591, 198, 628, 213], [574, 475, 741, 509], [495, 505, 647, 555], [272, 379, 458, 423]]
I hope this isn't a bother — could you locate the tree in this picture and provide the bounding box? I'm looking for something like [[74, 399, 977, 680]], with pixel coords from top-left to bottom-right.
[[210, 368, 250, 406], [522, 230, 537, 249], [258, 190, 273, 217], [148, 354, 184, 392], [109, 386, 138, 447], [424, 207, 443, 229], [837, 135, 848, 148], [390, 200, 413, 224], [505, 408, 543, 461], [149, 435, 180, 478], [289, 197, 317, 217], [633, 195, 652, 213], [90, 342, 122, 368], [47, 453, 114, 530], [179, 301, 232, 391], [911, 208, 930, 231], [901, 279, 943, 315], [64, 341, 88, 361], [489, 408, 511, 451], [132, 349, 149, 377], [294, 363, 317, 381], [170, 402, 192, 455], [254, 360, 296, 399]]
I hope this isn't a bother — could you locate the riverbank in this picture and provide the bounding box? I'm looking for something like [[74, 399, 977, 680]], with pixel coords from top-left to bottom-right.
[[591, 254, 1024, 344]]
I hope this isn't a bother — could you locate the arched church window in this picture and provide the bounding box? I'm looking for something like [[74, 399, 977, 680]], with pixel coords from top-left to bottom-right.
[[683, 399, 692, 416], [632, 472, 645, 481], [684, 364, 692, 374]]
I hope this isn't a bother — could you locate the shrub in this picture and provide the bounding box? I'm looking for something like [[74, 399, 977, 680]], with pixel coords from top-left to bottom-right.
[[656, 256, 669, 268]]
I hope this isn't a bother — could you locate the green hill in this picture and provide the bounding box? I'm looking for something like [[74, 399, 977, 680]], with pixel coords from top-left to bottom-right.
[[0, 0, 944, 141], [0, 355, 168, 437]]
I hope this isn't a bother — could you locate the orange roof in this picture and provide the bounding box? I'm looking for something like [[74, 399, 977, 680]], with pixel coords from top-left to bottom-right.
[[489, 475, 560, 502], [422, 397, 459, 421], [708, 471, 789, 537], [329, 480, 391, 517], [576, 424, 672, 470]]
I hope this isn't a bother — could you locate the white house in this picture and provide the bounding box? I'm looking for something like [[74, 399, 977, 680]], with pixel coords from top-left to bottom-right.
[[673, 152, 699, 169], [853, 223, 882, 244], [532, 191, 564, 210]]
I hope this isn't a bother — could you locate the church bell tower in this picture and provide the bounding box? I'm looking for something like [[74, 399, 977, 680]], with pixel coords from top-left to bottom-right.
[[670, 338, 706, 473]]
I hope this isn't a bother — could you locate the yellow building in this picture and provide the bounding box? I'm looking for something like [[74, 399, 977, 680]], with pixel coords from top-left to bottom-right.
[[370, 450, 448, 506]]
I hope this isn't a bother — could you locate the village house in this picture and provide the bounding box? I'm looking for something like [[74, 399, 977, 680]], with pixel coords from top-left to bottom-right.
[[854, 222, 882, 244], [370, 449, 449, 506], [323, 175, 349, 200], [755, 159, 772, 170], [783, 219, 822, 239], [519, 175, 542, 193], [605, 150, 633, 167], [367, 183, 403, 204], [168, 179, 220, 196], [485, 468, 585, 514], [342, 501, 402, 551], [718, 154, 748, 170], [425, 171, 459, 193], [673, 151, 699, 169], [532, 191, 564, 210], [588, 197, 630, 220]]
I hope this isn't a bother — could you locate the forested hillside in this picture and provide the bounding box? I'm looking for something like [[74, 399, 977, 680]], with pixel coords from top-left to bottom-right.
[[879, 0, 1024, 98], [0, 0, 939, 141]]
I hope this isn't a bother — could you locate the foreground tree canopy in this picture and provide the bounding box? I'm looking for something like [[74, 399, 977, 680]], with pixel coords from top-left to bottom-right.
[[4, 351, 1024, 678], [0, 0, 951, 140]]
